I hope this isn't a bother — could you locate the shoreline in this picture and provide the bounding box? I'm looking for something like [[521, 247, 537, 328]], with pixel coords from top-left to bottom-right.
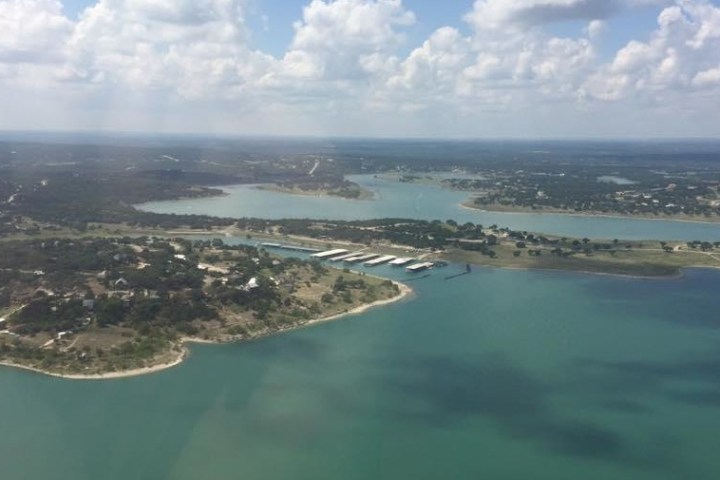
[[0, 348, 188, 380], [0, 281, 412, 381], [459, 201, 720, 225]]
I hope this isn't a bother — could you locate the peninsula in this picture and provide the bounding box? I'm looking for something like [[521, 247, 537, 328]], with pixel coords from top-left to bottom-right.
[[0, 237, 407, 378]]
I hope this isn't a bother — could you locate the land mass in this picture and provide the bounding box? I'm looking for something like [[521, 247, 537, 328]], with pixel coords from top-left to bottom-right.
[[0, 236, 407, 378], [221, 218, 720, 278], [256, 179, 374, 200], [2, 138, 720, 379]]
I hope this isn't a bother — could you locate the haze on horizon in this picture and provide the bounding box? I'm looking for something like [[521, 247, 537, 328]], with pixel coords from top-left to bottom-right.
[[1, 0, 720, 139]]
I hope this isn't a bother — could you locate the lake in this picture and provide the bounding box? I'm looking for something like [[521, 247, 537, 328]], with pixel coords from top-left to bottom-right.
[[2, 262, 720, 479], [138, 174, 720, 241], [3, 176, 720, 480]]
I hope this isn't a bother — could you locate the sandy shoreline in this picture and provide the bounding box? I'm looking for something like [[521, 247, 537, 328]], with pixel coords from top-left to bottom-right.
[[0, 348, 188, 380], [0, 281, 412, 381]]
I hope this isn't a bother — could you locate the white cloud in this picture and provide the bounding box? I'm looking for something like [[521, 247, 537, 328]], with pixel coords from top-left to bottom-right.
[[61, 0, 275, 97], [585, 19, 606, 38], [0, 0, 72, 63], [0, 0, 718, 136], [266, 0, 414, 84], [584, 0, 720, 101], [692, 66, 720, 87]]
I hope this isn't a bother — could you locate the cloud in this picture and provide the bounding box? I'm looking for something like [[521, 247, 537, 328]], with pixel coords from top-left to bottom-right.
[[465, 0, 676, 31], [61, 0, 275, 97], [465, 0, 620, 31], [0, 0, 73, 64], [264, 0, 414, 86], [692, 66, 720, 87], [582, 0, 720, 101], [0, 0, 718, 136], [377, 0, 597, 116]]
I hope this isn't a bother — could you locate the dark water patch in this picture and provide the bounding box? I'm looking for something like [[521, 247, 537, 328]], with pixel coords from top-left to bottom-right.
[[378, 354, 667, 468], [574, 269, 720, 329], [569, 350, 720, 416], [388, 355, 548, 422], [669, 389, 720, 408], [527, 421, 625, 460], [584, 355, 720, 384], [596, 399, 653, 415]]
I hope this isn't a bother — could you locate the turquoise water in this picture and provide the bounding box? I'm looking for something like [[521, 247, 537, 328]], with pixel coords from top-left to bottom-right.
[[5, 176, 720, 479], [138, 174, 720, 241], [2, 264, 720, 480]]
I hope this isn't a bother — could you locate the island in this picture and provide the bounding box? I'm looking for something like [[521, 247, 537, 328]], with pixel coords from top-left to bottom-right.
[[257, 178, 373, 200]]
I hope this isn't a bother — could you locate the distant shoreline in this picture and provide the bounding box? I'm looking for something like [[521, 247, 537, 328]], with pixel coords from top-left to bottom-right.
[[255, 183, 375, 201], [459, 200, 720, 225], [0, 281, 412, 381]]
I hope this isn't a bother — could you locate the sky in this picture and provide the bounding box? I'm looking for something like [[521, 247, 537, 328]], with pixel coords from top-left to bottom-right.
[[1, 0, 720, 139]]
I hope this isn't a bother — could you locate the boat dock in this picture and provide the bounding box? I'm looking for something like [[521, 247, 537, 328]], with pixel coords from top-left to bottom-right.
[[261, 243, 321, 253], [302, 248, 439, 274], [389, 257, 414, 266], [328, 251, 364, 262], [364, 255, 396, 266], [406, 262, 434, 272], [345, 253, 379, 264], [311, 248, 348, 259]]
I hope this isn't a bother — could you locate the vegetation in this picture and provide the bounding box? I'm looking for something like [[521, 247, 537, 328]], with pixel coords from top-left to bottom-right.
[[0, 237, 401, 376], [259, 177, 373, 199]]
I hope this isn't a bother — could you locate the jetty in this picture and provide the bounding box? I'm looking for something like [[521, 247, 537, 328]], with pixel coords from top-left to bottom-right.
[[364, 255, 396, 266]]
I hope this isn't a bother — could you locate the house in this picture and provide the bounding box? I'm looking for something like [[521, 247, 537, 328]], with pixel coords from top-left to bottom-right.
[[82, 299, 95, 310], [114, 278, 128, 288], [242, 277, 260, 291]]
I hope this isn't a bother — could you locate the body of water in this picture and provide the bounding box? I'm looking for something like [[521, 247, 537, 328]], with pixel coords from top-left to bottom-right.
[[138, 174, 720, 241], [2, 264, 720, 479], [4, 172, 720, 480]]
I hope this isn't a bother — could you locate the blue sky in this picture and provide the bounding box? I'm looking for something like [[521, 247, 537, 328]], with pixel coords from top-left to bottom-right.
[[57, 0, 672, 59], [1, 0, 720, 138]]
